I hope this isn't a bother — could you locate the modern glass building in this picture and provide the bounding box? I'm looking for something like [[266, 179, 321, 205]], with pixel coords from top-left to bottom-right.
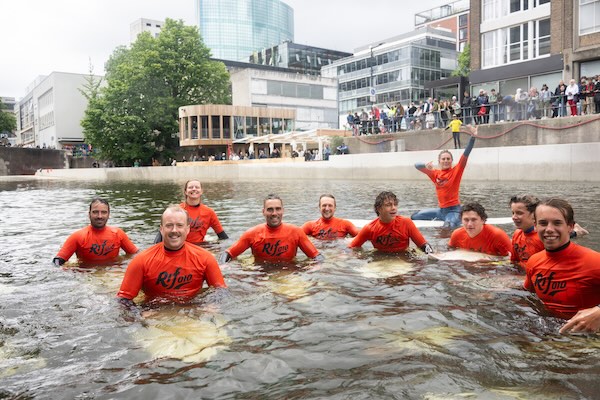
[[322, 27, 458, 116], [195, 0, 294, 62]]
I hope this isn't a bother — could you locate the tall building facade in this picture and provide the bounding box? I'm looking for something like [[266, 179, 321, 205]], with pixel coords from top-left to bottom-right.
[[248, 41, 351, 76], [15, 72, 103, 149], [130, 18, 165, 42], [195, 0, 294, 61], [415, 0, 471, 52], [322, 27, 458, 119]]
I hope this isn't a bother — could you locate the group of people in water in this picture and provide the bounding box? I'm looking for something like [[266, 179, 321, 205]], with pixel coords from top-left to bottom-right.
[[52, 127, 600, 334]]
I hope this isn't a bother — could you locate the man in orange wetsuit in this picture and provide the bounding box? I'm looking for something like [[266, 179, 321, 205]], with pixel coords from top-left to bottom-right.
[[302, 194, 359, 240], [53, 198, 138, 265], [349, 191, 433, 253], [524, 198, 600, 334], [449, 201, 511, 256], [154, 180, 228, 244], [509, 195, 545, 269], [117, 205, 226, 306], [412, 127, 477, 228], [219, 194, 322, 263]]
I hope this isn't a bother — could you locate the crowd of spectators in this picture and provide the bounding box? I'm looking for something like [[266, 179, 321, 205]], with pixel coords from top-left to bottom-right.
[[346, 75, 600, 134]]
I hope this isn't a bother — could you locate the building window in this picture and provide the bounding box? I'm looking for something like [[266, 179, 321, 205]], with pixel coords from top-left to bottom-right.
[[482, 0, 549, 22], [481, 18, 550, 68], [459, 14, 468, 27], [580, 0, 600, 35], [459, 27, 468, 40]]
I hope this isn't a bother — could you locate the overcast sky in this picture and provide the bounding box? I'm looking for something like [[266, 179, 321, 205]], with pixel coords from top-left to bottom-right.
[[1, 0, 449, 99]]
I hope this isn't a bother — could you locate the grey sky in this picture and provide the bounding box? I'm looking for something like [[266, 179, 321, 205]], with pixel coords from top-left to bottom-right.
[[1, 0, 449, 99]]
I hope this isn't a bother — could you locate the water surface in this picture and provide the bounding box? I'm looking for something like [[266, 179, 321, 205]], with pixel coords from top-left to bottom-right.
[[1, 179, 599, 399]]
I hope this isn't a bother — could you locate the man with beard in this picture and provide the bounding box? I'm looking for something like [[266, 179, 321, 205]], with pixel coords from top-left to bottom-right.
[[302, 194, 359, 240], [220, 194, 321, 263], [53, 198, 138, 265], [117, 205, 226, 306]]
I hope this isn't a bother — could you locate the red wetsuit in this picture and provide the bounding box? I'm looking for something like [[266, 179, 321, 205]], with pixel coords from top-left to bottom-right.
[[449, 224, 511, 256], [180, 202, 225, 244], [524, 242, 600, 319], [302, 217, 359, 240], [349, 216, 427, 253], [55, 225, 138, 263], [511, 228, 544, 269], [226, 223, 319, 262], [417, 154, 467, 208], [117, 242, 226, 302]]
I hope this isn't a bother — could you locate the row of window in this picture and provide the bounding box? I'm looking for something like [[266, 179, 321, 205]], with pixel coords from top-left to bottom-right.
[[581, 0, 600, 35], [481, 18, 550, 68], [38, 89, 53, 109], [338, 67, 445, 93], [39, 111, 54, 131], [337, 47, 443, 75], [266, 81, 324, 99], [183, 115, 294, 140], [339, 88, 428, 113], [482, 0, 550, 22]]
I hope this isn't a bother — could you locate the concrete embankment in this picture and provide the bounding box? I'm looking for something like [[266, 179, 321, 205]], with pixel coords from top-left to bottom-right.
[[32, 141, 600, 182]]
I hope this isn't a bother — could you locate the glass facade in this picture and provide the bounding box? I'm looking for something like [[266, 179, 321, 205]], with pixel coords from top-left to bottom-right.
[[323, 30, 457, 114], [197, 0, 294, 61]]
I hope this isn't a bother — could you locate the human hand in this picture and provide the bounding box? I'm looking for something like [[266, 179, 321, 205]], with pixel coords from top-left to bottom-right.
[[573, 223, 589, 237], [426, 161, 434, 170], [559, 306, 600, 334]]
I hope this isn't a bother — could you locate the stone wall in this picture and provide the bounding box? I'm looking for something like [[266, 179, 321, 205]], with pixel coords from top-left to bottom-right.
[[0, 147, 68, 176]]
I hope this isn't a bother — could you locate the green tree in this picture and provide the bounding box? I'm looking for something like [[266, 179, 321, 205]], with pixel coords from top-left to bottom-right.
[[452, 43, 471, 77], [0, 98, 17, 134], [81, 19, 231, 165]]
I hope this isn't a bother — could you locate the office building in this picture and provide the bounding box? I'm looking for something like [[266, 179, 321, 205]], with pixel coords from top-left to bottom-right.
[[415, 0, 471, 52], [248, 41, 351, 76], [15, 72, 103, 149], [130, 18, 164, 42], [322, 27, 458, 123], [195, 0, 294, 61]]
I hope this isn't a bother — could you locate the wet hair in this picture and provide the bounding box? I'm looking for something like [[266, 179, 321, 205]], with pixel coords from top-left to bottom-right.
[[319, 194, 336, 207], [535, 198, 575, 225], [183, 179, 202, 195], [160, 205, 189, 225], [461, 201, 487, 221], [438, 150, 453, 162], [374, 191, 398, 216], [89, 197, 110, 212], [509, 195, 540, 213], [263, 193, 283, 208]]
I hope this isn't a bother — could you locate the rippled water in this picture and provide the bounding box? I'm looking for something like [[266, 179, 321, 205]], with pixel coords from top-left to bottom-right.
[[1, 178, 600, 399]]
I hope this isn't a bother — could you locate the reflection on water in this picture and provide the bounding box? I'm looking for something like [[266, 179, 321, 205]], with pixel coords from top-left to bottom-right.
[[1, 179, 600, 399]]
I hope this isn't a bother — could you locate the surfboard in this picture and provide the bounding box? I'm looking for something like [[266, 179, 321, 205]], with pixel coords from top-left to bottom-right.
[[428, 249, 508, 263], [359, 258, 415, 279], [134, 310, 231, 363], [267, 271, 313, 300], [349, 217, 514, 229]]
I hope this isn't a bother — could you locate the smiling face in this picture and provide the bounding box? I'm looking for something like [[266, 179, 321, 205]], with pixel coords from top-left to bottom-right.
[[511, 202, 535, 231], [89, 201, 110, 229], [184, 180, 203, 204], [438, 151, 453, 170], [160, 208, 190, 250], [461, 211, 485, 238], [535, 205, 574, 251], [319, 196, 336, 220], [263, 199, 284, 228]]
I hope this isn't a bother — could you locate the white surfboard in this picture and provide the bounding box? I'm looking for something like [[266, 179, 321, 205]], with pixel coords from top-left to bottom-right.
[[359, 258, 415, 279], [134, 311, 231, 363], [428, 249, 508, 263], [349, 217, 513, 229]]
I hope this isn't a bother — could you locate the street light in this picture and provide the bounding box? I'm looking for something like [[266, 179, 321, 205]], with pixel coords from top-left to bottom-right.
[[369, 42, 385, 105]]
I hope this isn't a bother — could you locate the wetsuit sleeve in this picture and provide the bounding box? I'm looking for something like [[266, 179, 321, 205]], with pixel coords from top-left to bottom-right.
[[226, 231, 253, 259], [345, 220, 360, 237], [209, 208, 226, 236], [349, 226, 371, 248], [407, 220, 428, 248], [116, 256, 145, 300], [153, 231, 162, 244], [301, 221, 313, 235], [217, 231, 229, 240], [494, 231, 512, 257], [523, 264, 535, 292], [203, 255, 227, 288], [414, 163, 436, 182], [118, 229, 139, 254], [448, 229, 460, 248], [55, 231, 81, 263], [463, 135, 476, 158], [297, 230, 320, 258]]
